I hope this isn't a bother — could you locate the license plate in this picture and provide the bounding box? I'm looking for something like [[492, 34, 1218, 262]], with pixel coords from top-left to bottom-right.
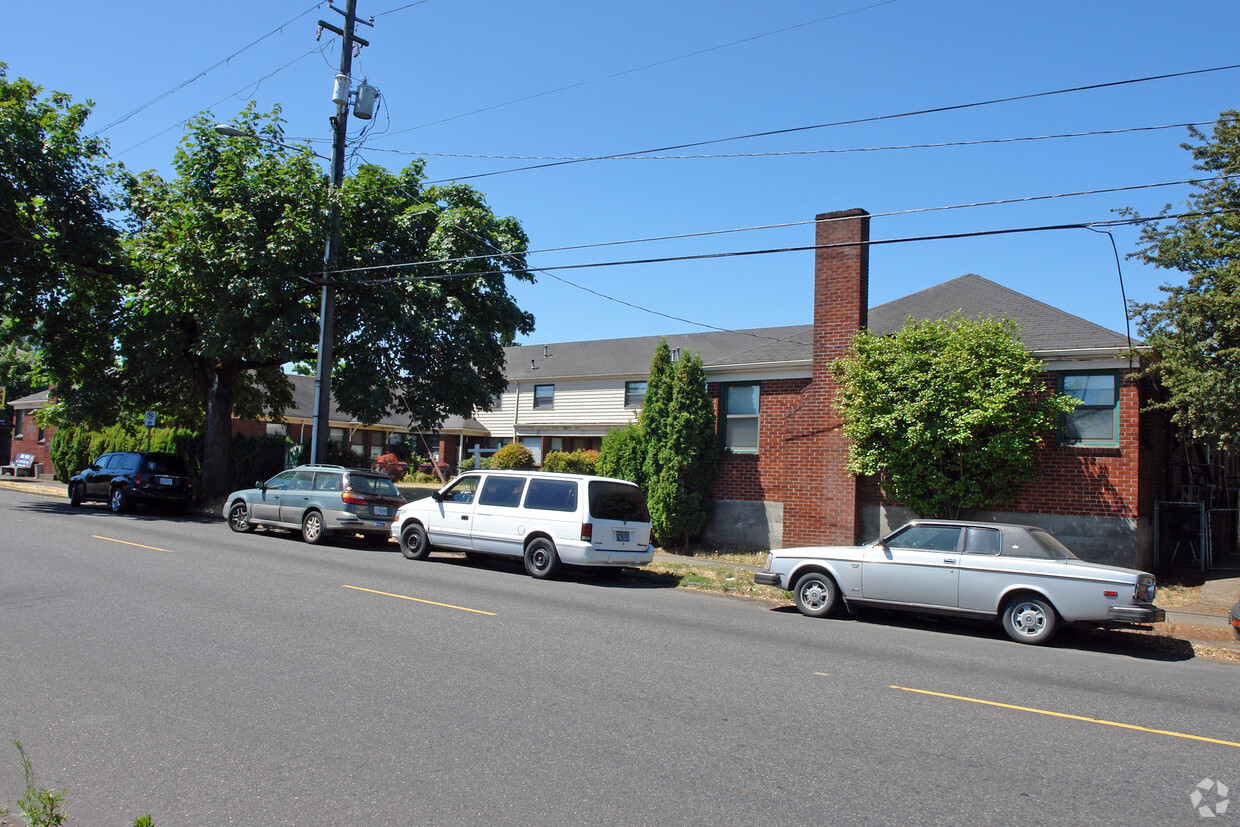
[[615, 530, 631, 543], [158, 477, 174, 486], [373, 506, 389, 516]]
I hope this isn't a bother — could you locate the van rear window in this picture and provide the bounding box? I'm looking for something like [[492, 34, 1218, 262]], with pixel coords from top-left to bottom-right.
[[588, 481, 650, 522], [524, 479, 578, 512]]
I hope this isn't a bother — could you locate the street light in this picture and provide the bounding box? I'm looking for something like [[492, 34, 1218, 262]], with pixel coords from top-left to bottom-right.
[[213, 122, 335, 466]]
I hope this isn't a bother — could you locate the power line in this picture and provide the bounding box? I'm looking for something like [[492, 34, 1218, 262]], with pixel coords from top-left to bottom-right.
[[91, 2, 326, 137], [325, 176, 1236, 273], [419, 63, 1240, 184], [366, 122, 1211, 162], [377, 0, 901, 137], [113, 44, 332, 159]]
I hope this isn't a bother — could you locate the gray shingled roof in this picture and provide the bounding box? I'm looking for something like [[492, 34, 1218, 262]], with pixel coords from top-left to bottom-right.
[[504, 273, 1133, 378], [868, 274, 1135, 352]]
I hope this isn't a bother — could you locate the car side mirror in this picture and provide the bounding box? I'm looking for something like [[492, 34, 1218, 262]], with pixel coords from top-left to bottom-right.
[[430, 490, 444, 502], [256, 481, 267, 491]]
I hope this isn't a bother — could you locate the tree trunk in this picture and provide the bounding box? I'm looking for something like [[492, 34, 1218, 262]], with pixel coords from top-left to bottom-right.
[[200, 365, 238, 499]]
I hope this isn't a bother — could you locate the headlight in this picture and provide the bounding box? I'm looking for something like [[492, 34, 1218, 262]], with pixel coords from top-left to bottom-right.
[[761, 553, 774, 572]]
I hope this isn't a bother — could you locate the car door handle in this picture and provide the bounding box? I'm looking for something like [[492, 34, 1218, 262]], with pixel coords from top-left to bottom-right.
[[461, 515, 469, 520], [943, 558, 956, 565]]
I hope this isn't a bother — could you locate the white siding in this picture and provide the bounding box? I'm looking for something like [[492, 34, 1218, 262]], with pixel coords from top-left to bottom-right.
[[473, 378, 640, 438]]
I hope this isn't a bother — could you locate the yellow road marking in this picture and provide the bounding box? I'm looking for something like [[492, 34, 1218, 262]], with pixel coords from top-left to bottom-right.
[[90, 535, 173, 553], [343, 585, 496, 616], [891, 685, 1240, 749]]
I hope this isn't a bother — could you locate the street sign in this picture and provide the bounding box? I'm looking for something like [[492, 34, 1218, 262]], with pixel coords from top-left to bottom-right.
[[144, 411, 158, 428]]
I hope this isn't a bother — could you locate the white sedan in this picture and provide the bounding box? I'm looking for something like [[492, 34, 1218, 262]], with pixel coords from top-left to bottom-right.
[[754, 520, 1163, 644]]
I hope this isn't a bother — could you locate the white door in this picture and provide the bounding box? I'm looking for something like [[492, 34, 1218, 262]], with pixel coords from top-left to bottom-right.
[[424, 475, 480, 550]]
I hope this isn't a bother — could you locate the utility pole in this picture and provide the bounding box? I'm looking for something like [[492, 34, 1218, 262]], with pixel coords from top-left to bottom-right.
[[311, 0, 372, 465]]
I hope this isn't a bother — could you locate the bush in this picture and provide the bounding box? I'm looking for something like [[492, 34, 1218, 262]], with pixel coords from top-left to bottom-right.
[[490, 442, 535, 470], [50, 424, 202, 485], [597, 423, 645, 486], [541, 449, 598, 475], [374, 452, 410, 482]]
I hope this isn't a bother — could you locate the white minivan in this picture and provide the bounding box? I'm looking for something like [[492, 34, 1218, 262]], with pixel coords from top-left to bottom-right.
[[391, 470, 654, 578]]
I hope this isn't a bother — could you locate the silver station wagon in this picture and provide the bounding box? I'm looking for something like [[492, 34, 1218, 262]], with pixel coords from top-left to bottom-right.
[[754, 520, 1164, 644]]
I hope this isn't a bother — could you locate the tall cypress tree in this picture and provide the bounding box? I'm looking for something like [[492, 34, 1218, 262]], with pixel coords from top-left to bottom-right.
[[649, 351, 718, 545], [640, 338, 674, 488]]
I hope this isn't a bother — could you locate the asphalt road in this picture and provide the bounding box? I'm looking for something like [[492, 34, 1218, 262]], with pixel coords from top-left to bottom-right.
[[1, 488, 1237, 825]]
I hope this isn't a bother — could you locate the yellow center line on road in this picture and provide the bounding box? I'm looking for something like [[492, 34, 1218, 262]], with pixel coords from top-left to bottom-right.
[[90, 535, 174, 553], [343, 585, 497, 616], [890, 685, 1240, 749]]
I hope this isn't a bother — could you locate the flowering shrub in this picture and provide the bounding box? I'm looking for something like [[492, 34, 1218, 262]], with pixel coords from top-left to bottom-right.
[[374, 452, 410, 482]]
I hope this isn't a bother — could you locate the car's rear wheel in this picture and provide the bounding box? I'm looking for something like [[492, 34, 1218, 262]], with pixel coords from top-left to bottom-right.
[[109, 487, 130, 513], [524, 538, 560, 579], [69, 483, 83, 507], [301, 511, 326, 544], [793, 571, 839, 618], [227, 502, 255, 533], [400, 523, 430, 560], [1001, 595, 1058, 644]]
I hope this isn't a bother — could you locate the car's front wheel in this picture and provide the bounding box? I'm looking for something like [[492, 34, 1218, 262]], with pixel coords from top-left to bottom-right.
[[400, 523, 430, 560], [524, 538, 560, 579], [1001, 595, 1058, 644], [227, 502, 255, 533], [301, 511, 326, 545], [68, 482, 83, 507], [109, 487, 130, 513], [793, 571, 839, 618]]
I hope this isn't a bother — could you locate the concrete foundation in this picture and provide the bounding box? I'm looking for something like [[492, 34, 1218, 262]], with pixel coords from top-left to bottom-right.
[[703, 500, 784, 550]]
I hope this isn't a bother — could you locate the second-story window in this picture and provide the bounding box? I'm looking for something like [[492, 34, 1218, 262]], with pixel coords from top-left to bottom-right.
[[533, 384, 555, 408], [625, 380, 647, 408]]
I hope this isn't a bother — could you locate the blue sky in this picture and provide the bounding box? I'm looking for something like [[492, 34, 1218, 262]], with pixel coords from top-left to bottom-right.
[[5, 1, 1238, 347]]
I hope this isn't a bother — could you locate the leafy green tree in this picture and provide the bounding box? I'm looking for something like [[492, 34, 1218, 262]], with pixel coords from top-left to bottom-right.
[[119, 106, 533, 496], [647, 351, 718, 545], [0, 66, 127, 420], [1128, 111, 1240, 452], [831, 314, 1075, 519], [0, 318, 42, 404]]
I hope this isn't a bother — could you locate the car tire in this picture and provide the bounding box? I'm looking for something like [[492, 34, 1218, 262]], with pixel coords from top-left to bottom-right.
[[301, 511, 326, 545], [524, 538, 560, 579], [400, 522, 430, 560], [793, 571, 840, 618], [69, 483, 83, 507], [109, 487, 130, 513], [227, 502, 255, 533], [1001, 595, 1059, 645]]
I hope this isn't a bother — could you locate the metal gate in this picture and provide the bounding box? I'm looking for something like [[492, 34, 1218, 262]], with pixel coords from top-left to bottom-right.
[[1154, 501, 1205, 572], [1207, 508, 1240, 570]]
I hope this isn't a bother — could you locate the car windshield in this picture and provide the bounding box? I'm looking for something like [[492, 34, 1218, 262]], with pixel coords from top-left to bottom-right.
[[347, 474, 400, 498]]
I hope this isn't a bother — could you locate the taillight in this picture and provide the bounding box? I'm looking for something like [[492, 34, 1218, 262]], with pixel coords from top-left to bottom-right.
[[580, 523, 593, 542], [342, 491, 365, 504]]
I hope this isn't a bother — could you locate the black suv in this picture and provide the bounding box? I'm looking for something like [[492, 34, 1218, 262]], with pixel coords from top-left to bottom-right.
[[69, 451, 194, 512]]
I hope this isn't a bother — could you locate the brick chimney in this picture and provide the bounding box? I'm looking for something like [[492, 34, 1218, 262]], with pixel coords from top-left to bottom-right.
[[782, 208, 870, 547]]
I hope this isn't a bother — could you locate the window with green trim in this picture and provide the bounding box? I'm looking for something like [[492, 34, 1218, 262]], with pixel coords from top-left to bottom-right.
[[1060, 371, 1119, 445]]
